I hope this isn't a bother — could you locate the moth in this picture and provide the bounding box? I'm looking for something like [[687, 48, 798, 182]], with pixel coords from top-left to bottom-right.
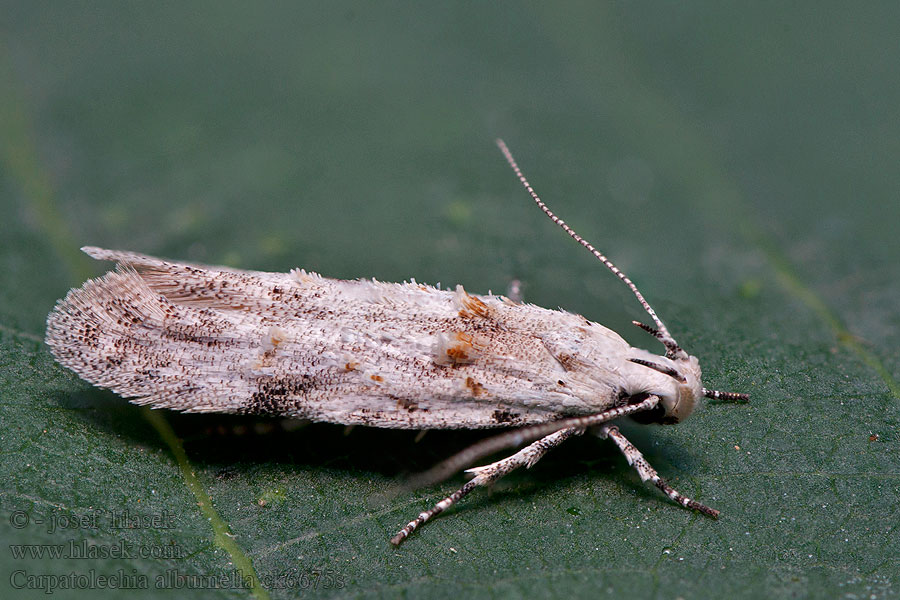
[[46, 139, 748, 545]]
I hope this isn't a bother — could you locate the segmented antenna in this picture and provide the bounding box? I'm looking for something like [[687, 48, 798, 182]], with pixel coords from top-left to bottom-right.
[[496, 139, 685, 359], [632, 320, 684, 361], [702, 388, 750, 402], [628, 358, 687, 383]]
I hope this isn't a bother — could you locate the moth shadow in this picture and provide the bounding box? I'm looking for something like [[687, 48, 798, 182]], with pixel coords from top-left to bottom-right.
[[53, 388, 702, 507], [51, 388, 428, 476], [49, 388, 169, 448], [51, 387, 523, 477]]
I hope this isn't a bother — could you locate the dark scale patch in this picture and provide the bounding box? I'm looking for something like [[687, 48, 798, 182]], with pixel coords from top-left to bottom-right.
[[392, 395, 419, 412], [244, 375, 317, 415], [492, 408, 520, 424], [162, 326, 230, 347], [143, 356, 171, 369], [195, 309, 227, 334], [555, 353, 578, 372], [79, 324, 101, 348], [471, 320, 506, 335], [136, 368, 159, 380], [349, 408, 389, 427]]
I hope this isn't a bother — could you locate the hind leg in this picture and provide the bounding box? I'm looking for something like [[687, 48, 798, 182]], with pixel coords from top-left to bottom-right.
[[390, 427, 582, 545]]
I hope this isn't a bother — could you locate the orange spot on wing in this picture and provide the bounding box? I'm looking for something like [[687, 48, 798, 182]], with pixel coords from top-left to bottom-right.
[[465, 376, 486, 396], [445, 332, 477, 364], [459, 294, 491, 319], [435, 330, 488, 366], [446, 347, 470, 362]]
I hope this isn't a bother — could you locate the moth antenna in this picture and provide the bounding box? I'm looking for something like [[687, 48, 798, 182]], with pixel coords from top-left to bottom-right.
[[632, 320, 684, 360], [496, 139, 685, 359], [628, 358, 686, 383], [703, 389, 750, 402]]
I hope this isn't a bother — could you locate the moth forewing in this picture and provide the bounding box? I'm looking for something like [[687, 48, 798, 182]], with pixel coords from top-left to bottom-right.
[[44, 140, 749, 547], [47, 256, 652, 427]]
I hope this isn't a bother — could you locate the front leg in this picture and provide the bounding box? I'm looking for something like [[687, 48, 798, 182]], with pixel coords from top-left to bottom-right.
[[596, 425, 719, 517]]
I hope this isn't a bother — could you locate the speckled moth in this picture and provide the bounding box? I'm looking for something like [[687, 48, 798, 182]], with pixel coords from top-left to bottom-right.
[[45, 140, 749, 545]]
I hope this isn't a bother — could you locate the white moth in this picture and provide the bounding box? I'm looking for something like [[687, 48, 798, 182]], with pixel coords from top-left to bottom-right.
[[45, 139, 748, 545]]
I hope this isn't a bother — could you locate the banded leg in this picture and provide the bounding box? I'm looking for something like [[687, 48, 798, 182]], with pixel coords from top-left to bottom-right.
[[390, 427, 582, 545], [405, 395, 660, 492], [596, 425, 719, 518]]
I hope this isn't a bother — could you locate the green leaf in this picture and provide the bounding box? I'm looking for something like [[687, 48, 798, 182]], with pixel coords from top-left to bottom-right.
[[2, 4, 898, 599]]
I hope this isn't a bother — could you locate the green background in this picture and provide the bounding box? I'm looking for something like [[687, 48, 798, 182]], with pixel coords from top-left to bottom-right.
[[2, 3, 898, 599]]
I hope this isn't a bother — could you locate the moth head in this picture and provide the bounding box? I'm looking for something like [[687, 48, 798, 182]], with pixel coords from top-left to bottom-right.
[[664, 354, 703, 423], [627, 351, 749, 424], [626, 352, 703, 425]]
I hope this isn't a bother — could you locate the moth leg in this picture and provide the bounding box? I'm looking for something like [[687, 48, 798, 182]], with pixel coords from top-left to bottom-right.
[[405, 395, 660, 491], [596, 425, 719, 518], [390, 427, 582, 545]]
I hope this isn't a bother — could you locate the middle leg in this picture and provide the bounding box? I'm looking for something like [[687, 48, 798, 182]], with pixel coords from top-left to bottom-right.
[[390, 427, 583, 545]]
